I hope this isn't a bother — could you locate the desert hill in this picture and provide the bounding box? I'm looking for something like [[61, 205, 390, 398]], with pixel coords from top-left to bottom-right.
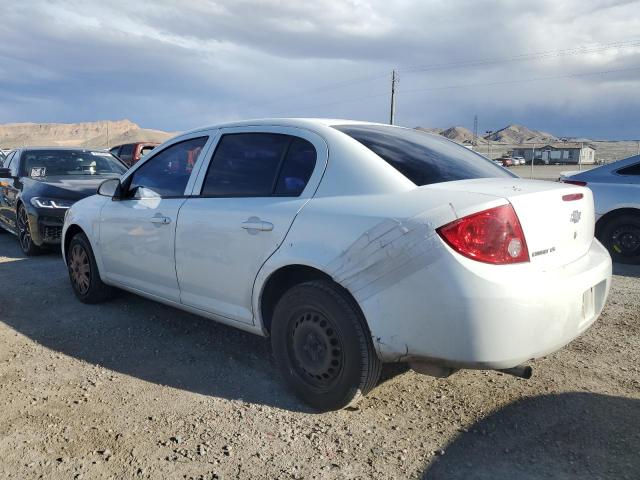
[[0, 119, 173, 149]]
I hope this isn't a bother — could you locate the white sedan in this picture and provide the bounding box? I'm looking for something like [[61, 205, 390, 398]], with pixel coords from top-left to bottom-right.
[[62, 119, 612, 411]]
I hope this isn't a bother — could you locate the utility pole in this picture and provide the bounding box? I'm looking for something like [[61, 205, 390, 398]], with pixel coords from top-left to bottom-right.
[[389, 70, 397, 125], [473, 115, 478, 147], [530, 144, 536, 179], [485, 130, 493, 159]]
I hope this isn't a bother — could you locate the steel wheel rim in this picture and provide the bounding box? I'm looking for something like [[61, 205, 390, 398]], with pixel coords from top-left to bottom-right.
[[288, 310, 344, 390], [17, 207, 32, 251], [611, 225, 640, 257], [69, 244, 91, 295]]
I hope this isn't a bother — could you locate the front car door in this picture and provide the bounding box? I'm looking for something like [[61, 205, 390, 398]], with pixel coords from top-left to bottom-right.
[[0, 151, 21, 232], [175, 126, 327, 324], [99, 134, 211, 302]]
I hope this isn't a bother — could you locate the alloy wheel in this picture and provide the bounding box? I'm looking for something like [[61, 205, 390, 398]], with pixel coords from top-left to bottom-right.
[[17, 207, 32, 252], [611, 224, 640, 257], [69, 244, 91, 295]]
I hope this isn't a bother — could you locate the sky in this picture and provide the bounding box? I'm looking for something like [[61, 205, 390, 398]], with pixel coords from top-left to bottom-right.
[[0, 0, 639, 139]]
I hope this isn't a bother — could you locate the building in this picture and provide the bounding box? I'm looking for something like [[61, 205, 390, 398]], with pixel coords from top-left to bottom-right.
[[512, 142, 596, 164]]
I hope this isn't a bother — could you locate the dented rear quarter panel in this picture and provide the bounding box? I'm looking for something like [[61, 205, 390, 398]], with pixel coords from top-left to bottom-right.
[[253, 183, 507, 360]]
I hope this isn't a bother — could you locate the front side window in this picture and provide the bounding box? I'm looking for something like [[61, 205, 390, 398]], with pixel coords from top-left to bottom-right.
[[128, 136, 207, 198], [19, 150, 127, 177], [334, 124, 515, 186]]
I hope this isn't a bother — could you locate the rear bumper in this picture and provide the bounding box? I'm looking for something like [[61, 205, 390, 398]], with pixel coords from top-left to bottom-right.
[[361, 239, 612, 369]]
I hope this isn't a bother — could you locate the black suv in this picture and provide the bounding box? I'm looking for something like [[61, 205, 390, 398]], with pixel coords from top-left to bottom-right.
[[0, 147, 126, 255]]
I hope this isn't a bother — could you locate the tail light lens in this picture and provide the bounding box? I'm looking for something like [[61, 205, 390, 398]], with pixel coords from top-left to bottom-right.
[[437, 204, 529, 264], [562, 180, 587, 186]]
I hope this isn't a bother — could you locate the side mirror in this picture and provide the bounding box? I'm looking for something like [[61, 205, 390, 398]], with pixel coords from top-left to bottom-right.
[[97, 178, 121, 198], [0, 167, 13, 178]]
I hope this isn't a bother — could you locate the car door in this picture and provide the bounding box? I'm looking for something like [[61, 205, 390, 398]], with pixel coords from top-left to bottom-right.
[[99, 135, 211, 302], [0, 151, 21, 231], [175, 126, 327, 324]]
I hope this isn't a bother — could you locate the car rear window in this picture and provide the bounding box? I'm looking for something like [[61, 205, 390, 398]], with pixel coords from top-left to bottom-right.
[[334, 124, 514, 186]]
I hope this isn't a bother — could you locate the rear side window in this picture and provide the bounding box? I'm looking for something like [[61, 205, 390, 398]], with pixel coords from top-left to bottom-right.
[[334, 124, 514, 186], [202, 133, 316, 197], [617, 162, 640, 176], [275, 138, 317, 196]]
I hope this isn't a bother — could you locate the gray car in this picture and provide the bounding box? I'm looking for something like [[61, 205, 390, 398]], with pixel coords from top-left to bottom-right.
[[560, 155, 640, 264]]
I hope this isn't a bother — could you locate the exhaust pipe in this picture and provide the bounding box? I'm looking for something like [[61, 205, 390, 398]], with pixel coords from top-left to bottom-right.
[[496, 365, 532, 379]]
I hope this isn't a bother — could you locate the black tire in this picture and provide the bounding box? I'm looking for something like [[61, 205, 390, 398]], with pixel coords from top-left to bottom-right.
[[16, 204, 43, 256], [67, 232, 115, 303], [271, 280, 382, 411], [598, 214, 640, 265]]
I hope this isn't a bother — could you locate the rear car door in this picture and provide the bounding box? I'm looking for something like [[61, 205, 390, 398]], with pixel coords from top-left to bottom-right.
[[99, 135, 211, 302], [175, 126, 327, 324]]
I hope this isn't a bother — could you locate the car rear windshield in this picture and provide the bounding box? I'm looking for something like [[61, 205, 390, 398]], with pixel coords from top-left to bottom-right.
[[334, 124, 515, 186], [20, 150, 127, 177]]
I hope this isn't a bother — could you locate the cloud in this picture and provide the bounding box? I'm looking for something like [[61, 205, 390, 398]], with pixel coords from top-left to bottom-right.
[[0, 0, 638, 138]]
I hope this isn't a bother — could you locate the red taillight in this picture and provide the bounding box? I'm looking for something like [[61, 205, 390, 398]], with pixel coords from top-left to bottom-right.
[[562, 193, 583, 201], [562, 180, 587, 186], [437, 204, 529, 264]]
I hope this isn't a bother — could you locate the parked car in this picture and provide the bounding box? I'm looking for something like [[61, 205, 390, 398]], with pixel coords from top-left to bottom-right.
[[560, 155, 640, 264], [513, 156, 525, 166], [109, 142, 159, 167], [62, 119, 611, 411], [501, 157, 515, 167], [0, 147, 127, 255]]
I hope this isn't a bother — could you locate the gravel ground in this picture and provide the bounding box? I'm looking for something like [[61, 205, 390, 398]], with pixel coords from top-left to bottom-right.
[[0, 232, 638, 479], [510, 165, 595, 181]]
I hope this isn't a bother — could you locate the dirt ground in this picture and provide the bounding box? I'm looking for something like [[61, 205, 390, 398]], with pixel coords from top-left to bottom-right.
[[0, 232, 638, 480]]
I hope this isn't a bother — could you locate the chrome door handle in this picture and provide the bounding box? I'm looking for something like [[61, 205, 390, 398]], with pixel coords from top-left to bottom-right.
[[150, 215, 171, 225], [242, 217, 274, 232]]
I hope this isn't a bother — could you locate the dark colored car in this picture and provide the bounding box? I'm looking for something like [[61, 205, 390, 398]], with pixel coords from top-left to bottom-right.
[[0, 147, 127, 255], [109, 142, 159, 167]]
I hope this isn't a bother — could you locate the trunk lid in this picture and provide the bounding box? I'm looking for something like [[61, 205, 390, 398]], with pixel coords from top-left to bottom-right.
[[430, 178, 595, 269]]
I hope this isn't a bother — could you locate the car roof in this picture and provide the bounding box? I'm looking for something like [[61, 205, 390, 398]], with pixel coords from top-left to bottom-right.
[[18, 146, 110, 152], [183, 118, 402, 136]]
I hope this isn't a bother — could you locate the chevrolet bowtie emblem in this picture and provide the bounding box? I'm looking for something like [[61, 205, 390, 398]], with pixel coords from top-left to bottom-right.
[[570, 210, 582, 224]]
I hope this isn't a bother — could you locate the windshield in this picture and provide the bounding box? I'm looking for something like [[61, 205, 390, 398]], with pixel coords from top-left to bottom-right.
[[20, 150, 127, 177], [334, 124, 515, 186]]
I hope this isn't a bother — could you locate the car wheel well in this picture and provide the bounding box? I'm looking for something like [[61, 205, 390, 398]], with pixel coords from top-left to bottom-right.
[[595, 208, 640, 237], [64, 224, 85, 259], [260, 265, 354, 335]]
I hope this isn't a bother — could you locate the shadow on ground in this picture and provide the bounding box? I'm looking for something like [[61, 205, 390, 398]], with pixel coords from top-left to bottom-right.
[[0, 235, 315, 412], [613, 262, 640, 279], [423, 392, 640, 479]]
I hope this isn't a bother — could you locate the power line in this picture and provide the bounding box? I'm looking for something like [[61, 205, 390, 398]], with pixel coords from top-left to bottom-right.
[[400, 38, 640, 74], [268, 64, 640, 115], [399, 65, 640, 95], [254, 38, 640, 113]]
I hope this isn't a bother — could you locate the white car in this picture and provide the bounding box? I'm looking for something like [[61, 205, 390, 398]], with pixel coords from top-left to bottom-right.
[[513, 156, 526, 166], [62, 119, 612, 411], [561, 155, 640, 264]]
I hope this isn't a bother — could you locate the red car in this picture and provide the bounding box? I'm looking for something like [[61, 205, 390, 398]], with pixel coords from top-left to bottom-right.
[[109, 142, 159, 167]]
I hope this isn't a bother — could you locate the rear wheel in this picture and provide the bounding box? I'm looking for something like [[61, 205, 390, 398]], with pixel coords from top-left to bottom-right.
[[599, 214, 640, 265], [67, 232, 115, 303], [16, 204, 42, 256], [271, 280, 381, 411]]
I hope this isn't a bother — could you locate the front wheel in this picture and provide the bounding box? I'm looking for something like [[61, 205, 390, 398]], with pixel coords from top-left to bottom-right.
[[271, 280, 381, 411], [599, 214, 640, 265], [16, 204, 42, 256], [67, 232, 116, 303]]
